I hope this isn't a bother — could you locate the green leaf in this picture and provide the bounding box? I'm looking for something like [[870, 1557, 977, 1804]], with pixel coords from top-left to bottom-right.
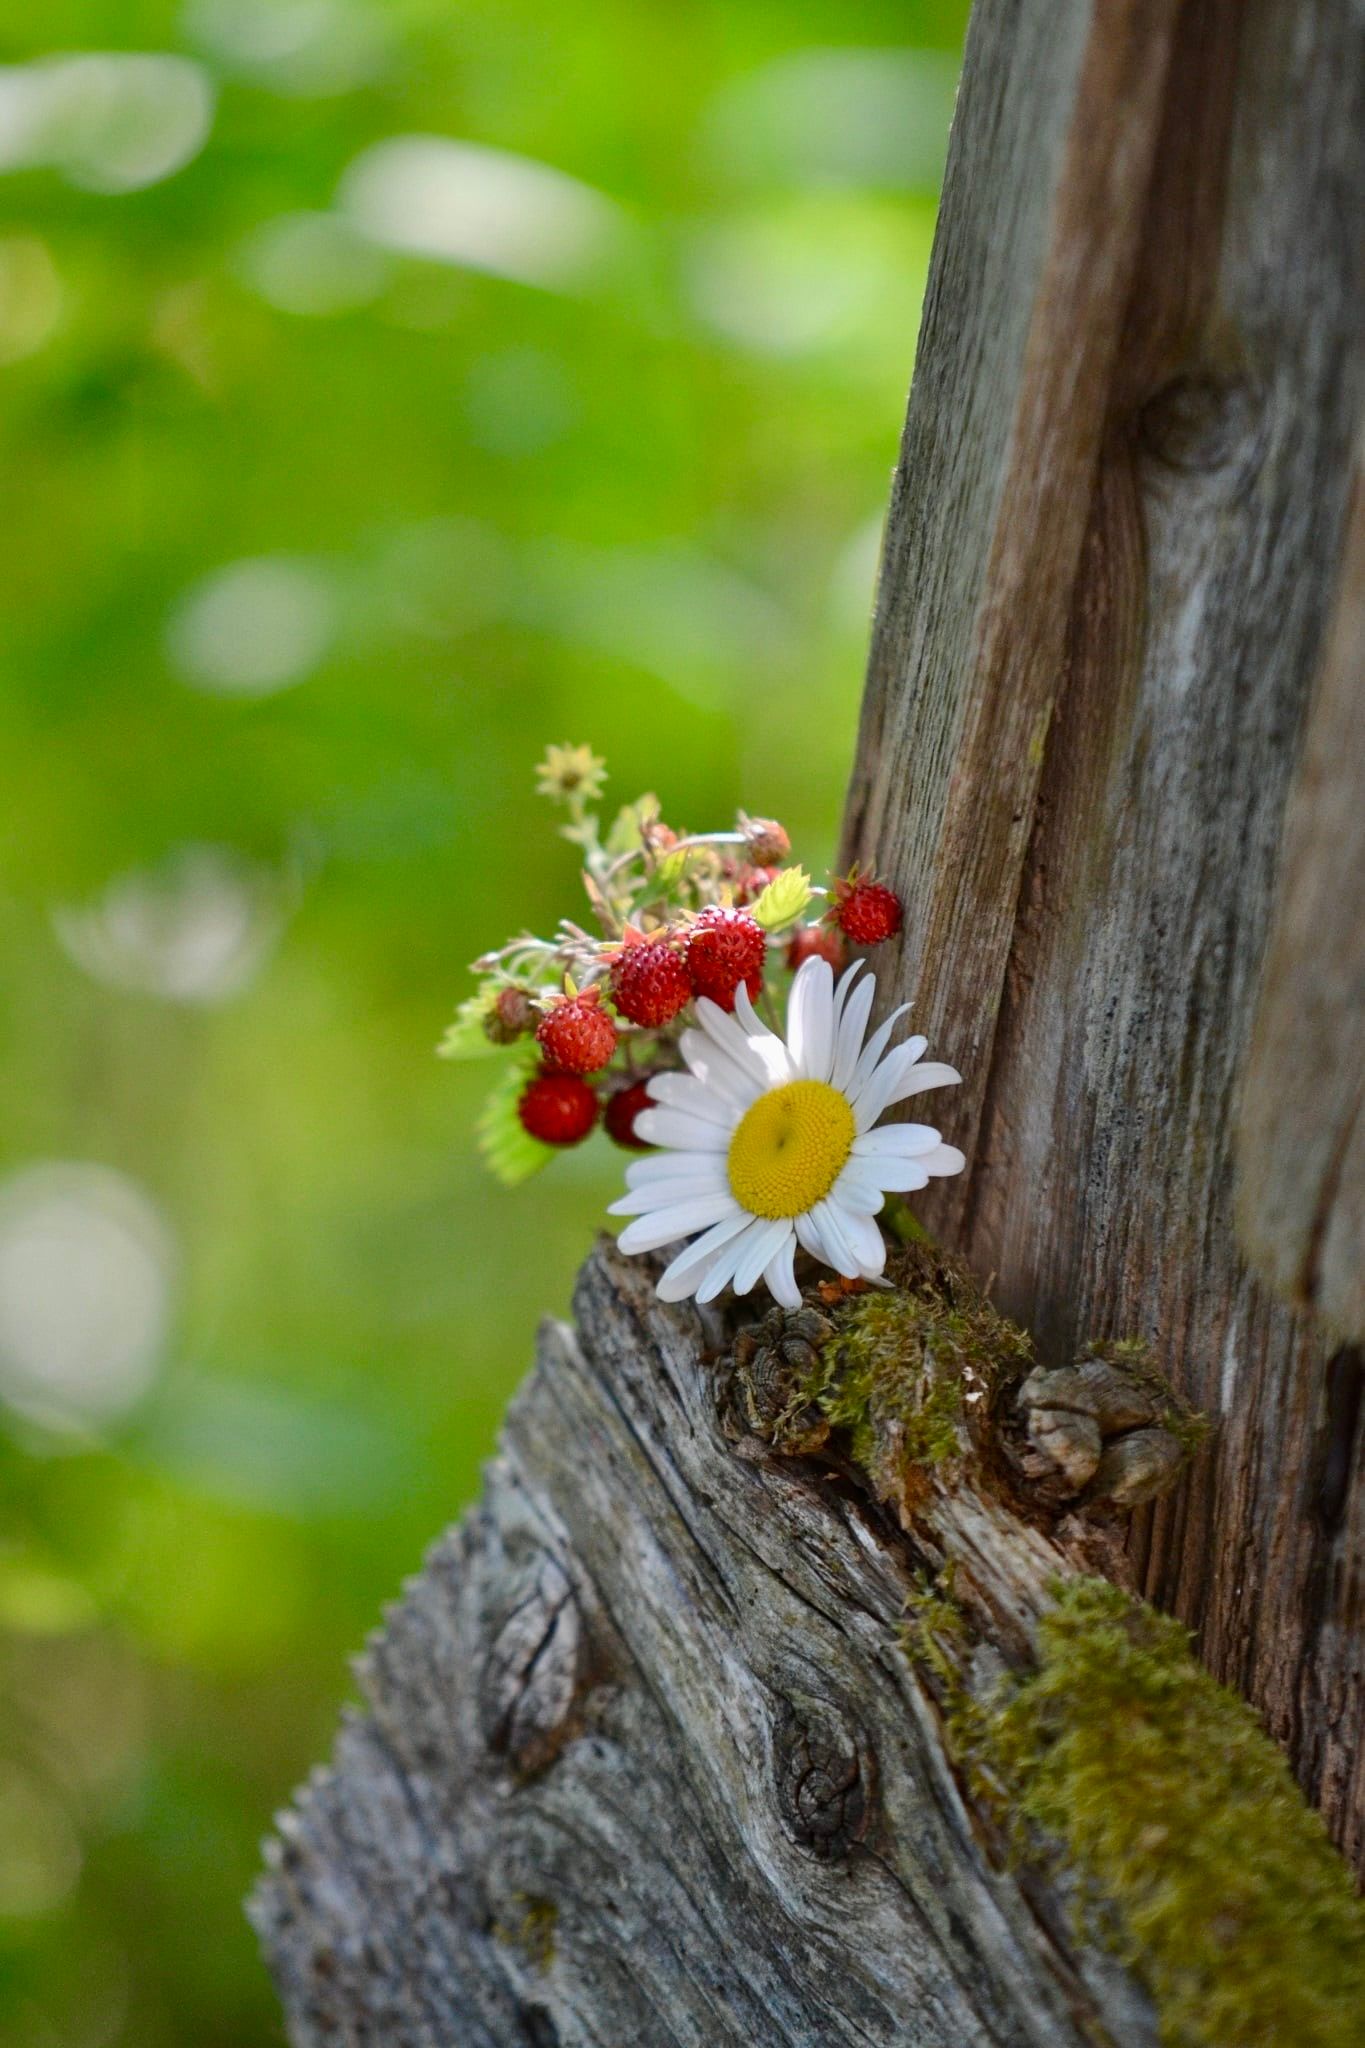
[[477, 1050, 557, 1186], [436, 989, 501, 1060], [652, 844, 693, 890], [605, 792, 661, 855], [750, 865, 812, 930]]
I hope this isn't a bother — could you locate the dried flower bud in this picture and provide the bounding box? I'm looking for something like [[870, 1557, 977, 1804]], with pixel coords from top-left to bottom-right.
[[739, 813, 790, 865], [484, 986, 536, 1044], [640, 818, 680, 857]]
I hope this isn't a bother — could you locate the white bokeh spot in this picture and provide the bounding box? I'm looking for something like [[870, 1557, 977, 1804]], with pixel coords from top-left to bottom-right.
[[52, 844, 291, 1005], [0, 1164, 176, 1432], [0, 53, 214, 193], [339, 135, 623, 291], [167, 555, 336, 697]]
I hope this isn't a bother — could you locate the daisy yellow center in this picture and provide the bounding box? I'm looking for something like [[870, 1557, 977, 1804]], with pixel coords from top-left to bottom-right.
[[727, 1079, 855, 1220]]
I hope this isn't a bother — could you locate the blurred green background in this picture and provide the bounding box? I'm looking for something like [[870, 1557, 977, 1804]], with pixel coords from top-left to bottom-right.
[[0, 2, 966, 2040]]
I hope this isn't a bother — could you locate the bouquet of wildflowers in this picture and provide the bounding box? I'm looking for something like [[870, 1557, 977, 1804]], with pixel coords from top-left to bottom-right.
[[441, 745, 963, 1307]]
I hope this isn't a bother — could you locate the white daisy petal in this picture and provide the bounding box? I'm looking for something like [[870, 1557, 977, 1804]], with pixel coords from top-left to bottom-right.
[[619, 1154, 728, 1187], [831, 958, 865, 1028], [831, 1201, 887, 1277], [634, 1107, 731, 1152], [732, 984, 796, 1085], [655, 1211, 755, 1300], [695, 998, 771, 1079], [731, 1217, 792, 1296], [763, 1235, 801, 1310], [678, 1028, 765, 1106], [849, 1006, 913, 1093], [616, 1193, 740, 1254], [624, 1148, 720, 1185], [608, 1173, 729, 1216], [831, 972, 876, 1091], [851, 1123, 942, 1158], [892, 1061, 962, 1100], [793, 1209, 828, 1264], [754, 1036, 795, 1086], [696, 1219, 766, 1303], [787, 956, 834, 1081], [731, 981, 775, 1046], [848, 1053, 899, 1127], [829, 1161, 887, 1213], [809, 1197, 860, 1277], [850, 1032, 926, 1107], [920, 1143, 967, 1179], [854, 1043, 955, 1131], [865, 1159, 931, 1194], [647, 1071, 741, 1128]]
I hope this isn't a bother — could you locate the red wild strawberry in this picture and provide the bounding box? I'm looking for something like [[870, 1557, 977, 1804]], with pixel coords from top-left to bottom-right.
[[827, 874, 903, 946], [786, 924, 846, 972], [729, 863, 780, 907], [604, 1077, 656, 1150], [686, 905, 767, 1011], [610, 937, 692, 1028], [517, 1070, 599, 1146], [535, 987, 618, 1075]]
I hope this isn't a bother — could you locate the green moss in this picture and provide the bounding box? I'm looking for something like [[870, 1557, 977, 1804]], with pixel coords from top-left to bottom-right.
[[495, 1893, 558, 1970], [902, 1565, 972, 1694], [971, 1579, 1365, 2047], [801, 1248, 1034, 1509]]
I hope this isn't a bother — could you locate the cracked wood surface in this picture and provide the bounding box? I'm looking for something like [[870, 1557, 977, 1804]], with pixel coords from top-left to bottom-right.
[[842, 0, 1365, 1867], [252, 1242, 1160, 2048], [1236, 466, 1365, 1347]]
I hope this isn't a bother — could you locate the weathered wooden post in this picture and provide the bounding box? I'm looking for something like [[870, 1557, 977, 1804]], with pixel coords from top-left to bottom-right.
[[251, 1, 1365, 2040], [841, 0, 1365, 1863]]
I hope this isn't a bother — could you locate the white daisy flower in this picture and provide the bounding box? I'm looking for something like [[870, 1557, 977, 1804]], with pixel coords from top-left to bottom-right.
[[608, 956, 965, 1310]]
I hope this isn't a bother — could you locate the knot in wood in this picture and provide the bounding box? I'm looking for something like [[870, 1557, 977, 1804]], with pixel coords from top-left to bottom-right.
[[478, 1554, 583, 1776], [723, 1304, 835, 1450], [1008, 1346, 1203, 1513], [1137, 372, 1260, 475], [773, 1700, 873, 1862]]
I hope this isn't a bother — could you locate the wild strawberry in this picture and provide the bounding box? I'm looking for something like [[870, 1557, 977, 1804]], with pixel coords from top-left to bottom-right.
[[729, 863, 780, 907], [686, 905, 766, 1011], [535, 987, 618, 1075], [483, 986, 536, 1045], [517, 1070, 599, 1146], [610, 938, 692, 1028], [827, 874, 903, 946], [739, 813, 790, 865], [786, 924, 846, 972], [604, 1078, 656, 1150]]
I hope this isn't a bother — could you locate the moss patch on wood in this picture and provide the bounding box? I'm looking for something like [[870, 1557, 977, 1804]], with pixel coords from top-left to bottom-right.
[[728, 1245, 1205, 1520], [795, 1248, 1033, 1509], [914, 1575, 1365, 2048]]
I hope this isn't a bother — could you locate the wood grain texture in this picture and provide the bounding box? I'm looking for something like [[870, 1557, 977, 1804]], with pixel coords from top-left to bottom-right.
[[251, 1241, 1161, 2048], [1236, 469, 1365, 1345], [842, 0, 1365, 1864]]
